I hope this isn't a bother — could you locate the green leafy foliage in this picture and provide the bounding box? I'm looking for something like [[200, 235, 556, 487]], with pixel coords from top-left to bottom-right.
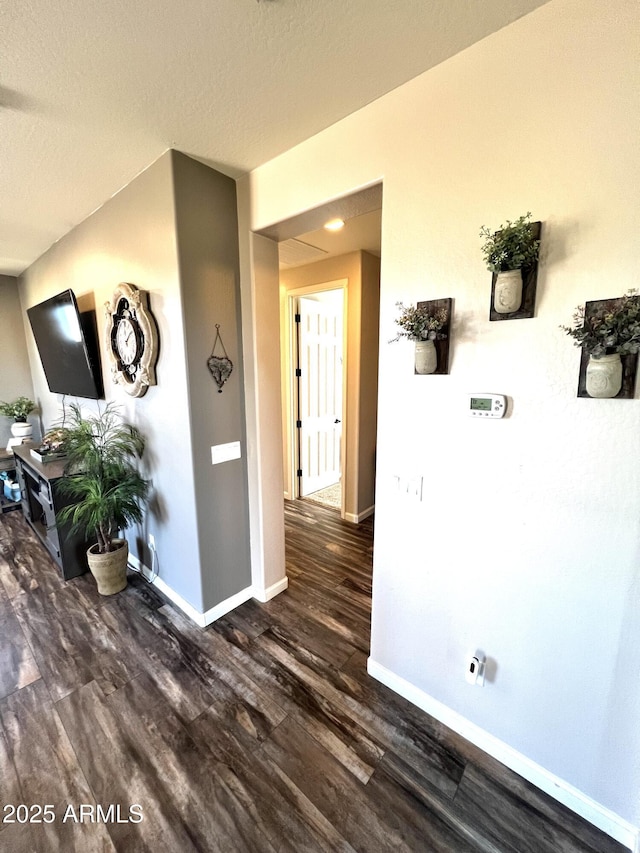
[[479, 212, 540, 273], [561, 291, 640, 357], [56, 403, 149, 554], [390, 302, 448, 342], [0, 396, 35, 420]]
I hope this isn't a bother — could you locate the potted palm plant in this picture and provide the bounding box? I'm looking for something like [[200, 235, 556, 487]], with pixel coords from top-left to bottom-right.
[[0, 396, 36, 449], [56, 403, 149, 594], [480, 212, 540, 314], [561, 290, 640, 398], [391, 301, 448, 374]]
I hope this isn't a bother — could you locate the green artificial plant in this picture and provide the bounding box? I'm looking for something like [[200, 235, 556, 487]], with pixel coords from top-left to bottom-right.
[[480, 212, 540, 273], [561, 290, 640, 357], [390, 302, 448, 342], [0, 396, 35, 421]]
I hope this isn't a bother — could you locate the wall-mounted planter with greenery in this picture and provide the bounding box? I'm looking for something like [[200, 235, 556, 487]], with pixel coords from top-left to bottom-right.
[[480, 213, 541, 321], [391, 299, 452, 375], [561, 291, 640, 398]]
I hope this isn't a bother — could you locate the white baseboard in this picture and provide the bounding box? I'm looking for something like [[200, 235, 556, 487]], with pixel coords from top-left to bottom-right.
[[367, 658, 639, 852], [128, 554, 253, 627], [344, 504, 374, 523], [128, 555, 288, 625], [252, 576, 289, 602], [201, 586, 255, 625]]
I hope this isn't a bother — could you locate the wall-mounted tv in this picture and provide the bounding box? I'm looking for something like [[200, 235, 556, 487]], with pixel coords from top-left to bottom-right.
[[27, 289, 104, 399]]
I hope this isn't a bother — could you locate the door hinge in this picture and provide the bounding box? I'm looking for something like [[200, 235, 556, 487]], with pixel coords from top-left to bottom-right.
[[296, 468, 303, 478], [295, 368, 302, 377], [294, 313, 301, 323], [296, 420, 302, 429]]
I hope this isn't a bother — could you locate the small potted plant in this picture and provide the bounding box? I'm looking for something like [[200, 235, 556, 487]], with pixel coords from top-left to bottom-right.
[[56, 403, 150, 595], [0, 396, 35, 421], [0, 396, 36, 449], [561, 290, 640, 398], [480, 212, 540, 314], [391, 301, 448, 374]]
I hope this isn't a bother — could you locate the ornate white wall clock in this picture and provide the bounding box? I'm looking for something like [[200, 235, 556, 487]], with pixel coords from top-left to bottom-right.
[[105, 282, 159, 397]]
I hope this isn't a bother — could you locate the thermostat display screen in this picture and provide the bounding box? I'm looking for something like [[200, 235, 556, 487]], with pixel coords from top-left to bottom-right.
[[470, 397, 492, 411]]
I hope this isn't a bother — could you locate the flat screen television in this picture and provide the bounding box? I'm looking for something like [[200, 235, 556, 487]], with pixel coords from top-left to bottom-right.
[[27, 289, 104, 399]]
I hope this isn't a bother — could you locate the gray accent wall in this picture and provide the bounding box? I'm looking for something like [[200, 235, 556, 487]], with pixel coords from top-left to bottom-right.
[[0, 275, 37, 447], [171, 151, 251, 610], [16, 151, 251, 615], [18, 153, 204, 609]]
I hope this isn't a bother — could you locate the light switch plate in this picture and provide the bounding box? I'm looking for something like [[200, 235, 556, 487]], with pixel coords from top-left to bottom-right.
[[211, 441, 241, 465]]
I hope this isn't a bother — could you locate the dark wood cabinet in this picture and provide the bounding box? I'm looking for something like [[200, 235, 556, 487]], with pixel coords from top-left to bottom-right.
[[12, 445, 88, 580]]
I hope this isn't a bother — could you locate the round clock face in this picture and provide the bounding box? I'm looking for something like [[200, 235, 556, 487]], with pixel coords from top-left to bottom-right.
[[115, 317, 139, 366], [106, 283, 158, 398]]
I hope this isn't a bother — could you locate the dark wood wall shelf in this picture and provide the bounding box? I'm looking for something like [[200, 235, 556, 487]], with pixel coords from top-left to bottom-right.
[[576, 295, 640, 398], [489, 220, 542, 321], [12, 444, 88, 580], [416, 297, 453, 374]]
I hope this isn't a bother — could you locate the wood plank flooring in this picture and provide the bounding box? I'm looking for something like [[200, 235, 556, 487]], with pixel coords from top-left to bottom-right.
[[0, 500, 626, 852]]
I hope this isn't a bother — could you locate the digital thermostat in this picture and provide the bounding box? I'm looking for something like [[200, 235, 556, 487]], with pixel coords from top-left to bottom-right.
[[468, 393, 506, 418]]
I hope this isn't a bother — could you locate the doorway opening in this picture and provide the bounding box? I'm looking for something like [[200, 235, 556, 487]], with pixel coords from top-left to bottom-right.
[[276, 201, 381, 524], [291, 284, 345, 512], [247, 183, 382, 603]]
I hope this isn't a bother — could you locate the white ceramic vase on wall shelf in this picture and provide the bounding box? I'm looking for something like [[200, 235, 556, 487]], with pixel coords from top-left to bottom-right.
[[414, 340, 437, 375], [494, 269, 523, 314], [585, 353, 622, 398]]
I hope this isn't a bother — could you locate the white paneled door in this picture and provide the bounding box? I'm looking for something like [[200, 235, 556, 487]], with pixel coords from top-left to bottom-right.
[[297, 292, 343, 497]]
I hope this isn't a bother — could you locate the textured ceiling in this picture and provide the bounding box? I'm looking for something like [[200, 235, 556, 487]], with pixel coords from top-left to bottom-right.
[[0, 0, 548, 275]]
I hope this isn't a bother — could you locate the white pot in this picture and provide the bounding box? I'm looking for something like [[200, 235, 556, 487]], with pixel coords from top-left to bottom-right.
[[585, 353, 622, 398], [494, 269, 523, 314], [11, 421, 33, 440], [414, 339, 437, 375], [7, 420, 33, 450]]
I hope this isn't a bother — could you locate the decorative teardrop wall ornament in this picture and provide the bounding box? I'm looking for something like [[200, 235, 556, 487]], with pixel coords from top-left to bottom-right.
[[207, 324, 233, 393]]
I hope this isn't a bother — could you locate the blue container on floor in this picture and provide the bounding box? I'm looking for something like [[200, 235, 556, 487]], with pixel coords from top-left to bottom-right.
[[3, 481, 20, 502]]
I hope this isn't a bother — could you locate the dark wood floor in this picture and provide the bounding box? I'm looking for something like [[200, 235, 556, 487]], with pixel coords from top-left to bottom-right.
[[0, 500, 625, 852]]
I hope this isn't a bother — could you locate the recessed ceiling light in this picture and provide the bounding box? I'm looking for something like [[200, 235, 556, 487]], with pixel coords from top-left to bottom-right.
[[324, 218, 345, 232]]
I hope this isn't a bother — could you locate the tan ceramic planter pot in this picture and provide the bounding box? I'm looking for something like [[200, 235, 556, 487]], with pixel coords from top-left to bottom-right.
[[87, 539, 128, 595]]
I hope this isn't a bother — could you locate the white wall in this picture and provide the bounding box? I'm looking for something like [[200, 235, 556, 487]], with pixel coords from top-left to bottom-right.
[[241, 232, 287, 599], [240, 0, 640, 831]]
